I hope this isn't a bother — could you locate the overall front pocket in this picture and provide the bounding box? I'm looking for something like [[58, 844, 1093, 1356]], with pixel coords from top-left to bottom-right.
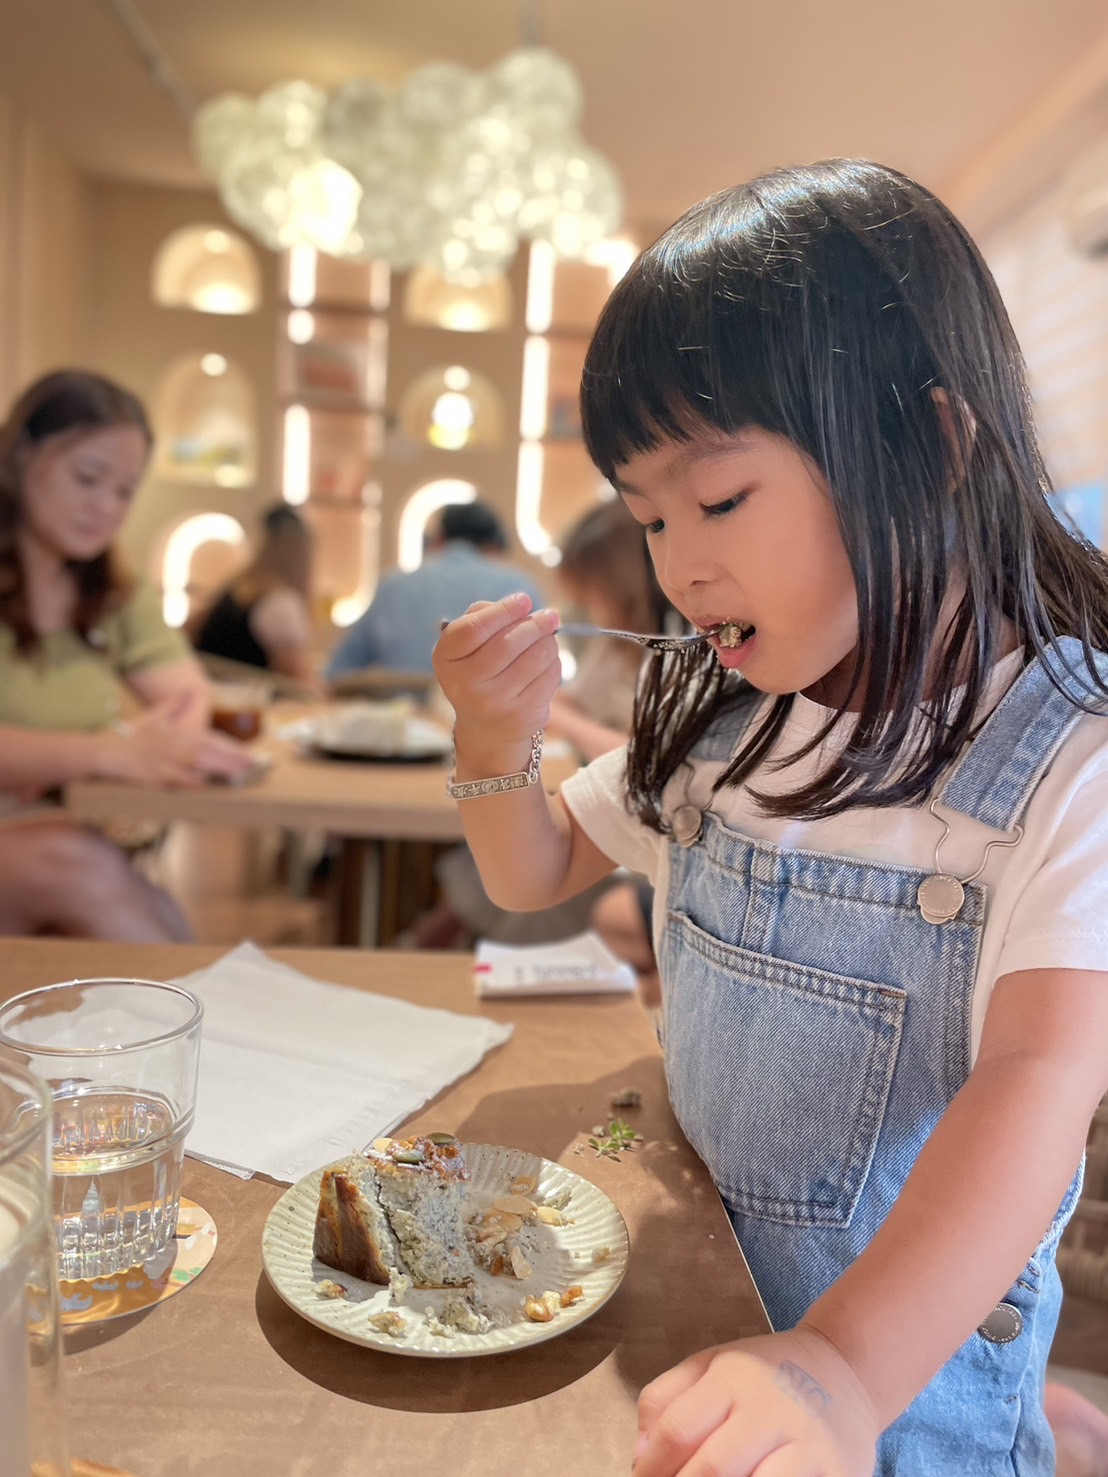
[[662, 911, 907, 1228]]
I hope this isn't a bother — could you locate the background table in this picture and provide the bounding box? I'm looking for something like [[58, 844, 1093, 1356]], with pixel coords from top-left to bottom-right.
[[63, 711, 577, 946], [1, 938, 769, 1477]]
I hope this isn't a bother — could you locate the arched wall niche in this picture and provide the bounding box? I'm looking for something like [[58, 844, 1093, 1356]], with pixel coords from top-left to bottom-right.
[[151, 225, 261, 315], [152, 353, 257, 488]]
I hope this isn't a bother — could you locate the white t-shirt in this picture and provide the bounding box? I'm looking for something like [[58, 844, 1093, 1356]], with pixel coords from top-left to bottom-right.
[[563, 651, 1108, 1058]]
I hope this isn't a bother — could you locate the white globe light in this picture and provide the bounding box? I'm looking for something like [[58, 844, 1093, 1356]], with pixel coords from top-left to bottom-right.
[[397, 63, 486, 133], [192, 93, 263, 175], [487, 48, 583, 132], [195, 47, 622, 269], [258, 80, 327, 149]]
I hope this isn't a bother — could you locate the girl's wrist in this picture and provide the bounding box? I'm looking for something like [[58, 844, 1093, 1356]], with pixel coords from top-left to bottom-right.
[[449, 725, 539, 784]]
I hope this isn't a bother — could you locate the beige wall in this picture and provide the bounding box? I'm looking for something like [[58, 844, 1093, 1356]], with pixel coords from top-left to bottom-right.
[[0, 90, 91, 404], [83, 180, 281, 586]]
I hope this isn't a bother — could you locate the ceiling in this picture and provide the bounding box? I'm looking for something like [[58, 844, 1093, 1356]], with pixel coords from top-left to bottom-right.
[[3, 0, 1108, 240]]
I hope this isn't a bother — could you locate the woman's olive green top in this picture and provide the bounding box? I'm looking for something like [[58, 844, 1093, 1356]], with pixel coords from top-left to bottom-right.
[[0, 581, 188, 734]]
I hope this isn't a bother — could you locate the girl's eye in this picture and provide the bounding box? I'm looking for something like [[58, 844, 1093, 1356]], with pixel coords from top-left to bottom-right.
[[703, 492, 747, 519]]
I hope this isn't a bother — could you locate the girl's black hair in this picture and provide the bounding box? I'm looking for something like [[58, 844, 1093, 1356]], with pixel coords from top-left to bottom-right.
[[0, 369, 149, 654], [580, 158, 1108, 826]]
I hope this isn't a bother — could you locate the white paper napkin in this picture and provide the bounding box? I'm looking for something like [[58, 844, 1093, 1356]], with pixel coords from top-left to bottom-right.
[[173, 942, 512, 1183], [473, 931, 637, 998]]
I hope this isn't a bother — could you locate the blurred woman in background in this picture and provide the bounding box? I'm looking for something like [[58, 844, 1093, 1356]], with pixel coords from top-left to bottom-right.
[[192, 502, 320, 690], [0, 368, 254, 940]]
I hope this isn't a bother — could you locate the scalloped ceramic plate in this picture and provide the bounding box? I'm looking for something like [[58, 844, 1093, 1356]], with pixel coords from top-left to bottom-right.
[[261, 1142, 630, 1357]]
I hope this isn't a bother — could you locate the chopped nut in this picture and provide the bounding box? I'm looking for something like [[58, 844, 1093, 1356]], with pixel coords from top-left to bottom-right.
[[509, 1175, 538, 1195], [509, 1245, 532, 1280], [524, 1295, 555, 1323], [489, 1254, 508, 1276], [592, 1246, 612, 1265], [560, 1285, 585, 1307], [536, 1206, 564, 1226], [316, 1279, 346, 1299]]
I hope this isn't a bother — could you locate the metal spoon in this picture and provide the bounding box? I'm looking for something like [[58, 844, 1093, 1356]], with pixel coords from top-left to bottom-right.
[[555, 623, 714, 651]]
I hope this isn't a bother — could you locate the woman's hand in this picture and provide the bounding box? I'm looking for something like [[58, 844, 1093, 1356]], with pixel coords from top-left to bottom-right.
[[96, 693, 258, 788], [433, 594, 562, 779], [633, 1327, 879, 1477]]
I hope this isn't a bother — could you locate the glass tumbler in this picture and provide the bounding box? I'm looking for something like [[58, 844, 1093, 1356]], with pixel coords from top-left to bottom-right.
[[0, 979, 203, 1281], [0, 1056, 71, 1477]]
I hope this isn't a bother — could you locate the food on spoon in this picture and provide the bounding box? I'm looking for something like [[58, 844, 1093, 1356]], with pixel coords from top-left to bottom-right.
[[313, 1134, 474, 1288], [714, 622, 751, 648]]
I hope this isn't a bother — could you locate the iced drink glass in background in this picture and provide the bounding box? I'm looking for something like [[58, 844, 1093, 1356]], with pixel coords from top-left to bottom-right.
[[0, 1056, 71, 1477], [208, 680, 270, 741], [0, 979, 203, 1281]]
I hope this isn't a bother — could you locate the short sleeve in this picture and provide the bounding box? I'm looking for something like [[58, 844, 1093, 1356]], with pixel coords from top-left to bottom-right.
[[561, 746, 664, 881], [109, 582, 191, 674], [992, 757, 1108, 981]]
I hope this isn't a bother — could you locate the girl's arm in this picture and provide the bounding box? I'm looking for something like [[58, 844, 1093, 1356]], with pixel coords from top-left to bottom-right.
[[633, 963, 1108, 1475], [435, 594, 618, 910]]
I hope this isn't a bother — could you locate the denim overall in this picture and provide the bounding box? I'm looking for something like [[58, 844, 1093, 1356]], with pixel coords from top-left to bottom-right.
[[660, 644, 1096, 1475]]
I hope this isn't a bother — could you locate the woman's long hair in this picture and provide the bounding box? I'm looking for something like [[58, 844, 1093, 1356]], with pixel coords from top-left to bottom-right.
[[558, 498, 672, 634], [580, 159, 1108, 828], [0, 369, 150, 653]]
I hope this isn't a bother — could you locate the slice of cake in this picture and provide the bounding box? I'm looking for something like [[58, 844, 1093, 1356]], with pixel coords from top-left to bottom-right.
[[313, 1134, 474, 1289]]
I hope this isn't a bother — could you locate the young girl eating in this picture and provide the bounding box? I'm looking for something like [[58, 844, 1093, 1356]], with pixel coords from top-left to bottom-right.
[[433, 160, 1108, 1474]]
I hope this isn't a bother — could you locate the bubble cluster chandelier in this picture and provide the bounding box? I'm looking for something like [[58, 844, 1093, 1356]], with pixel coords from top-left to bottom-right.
[[190, 47, 623, 284]]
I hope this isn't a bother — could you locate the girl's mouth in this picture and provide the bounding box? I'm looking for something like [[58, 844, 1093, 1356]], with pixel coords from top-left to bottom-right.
[[706, 621, 756, 664], [712, 621, 754, 649]]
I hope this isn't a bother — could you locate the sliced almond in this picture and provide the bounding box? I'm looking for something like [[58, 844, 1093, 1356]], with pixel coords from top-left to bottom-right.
[[371, 1137, 395, 1153], [484, 1209, 523, 1233], [536, 1206, 563, 1226], [491, 1193, 537, 1217], [509, 1245, 532, 1280], [509, 1175, 538, 1195]]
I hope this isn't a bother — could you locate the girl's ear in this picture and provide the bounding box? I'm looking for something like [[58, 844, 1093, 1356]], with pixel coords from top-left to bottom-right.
[[931, 387, 977, 489]]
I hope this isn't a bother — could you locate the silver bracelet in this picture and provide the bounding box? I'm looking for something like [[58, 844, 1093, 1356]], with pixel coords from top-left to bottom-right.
[[446, 731, 544, 800]]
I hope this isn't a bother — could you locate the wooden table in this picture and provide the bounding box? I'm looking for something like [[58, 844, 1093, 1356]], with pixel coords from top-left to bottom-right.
[[1, 939, 769, 1477], [63, 710, 577, 946]]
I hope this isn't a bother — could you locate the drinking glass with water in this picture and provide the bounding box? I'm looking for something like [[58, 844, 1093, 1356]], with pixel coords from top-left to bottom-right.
[[0, 979, 202, 1281]]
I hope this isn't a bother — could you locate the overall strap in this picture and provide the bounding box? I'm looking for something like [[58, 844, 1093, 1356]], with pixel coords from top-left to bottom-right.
[[939, 638, 1108, 831]]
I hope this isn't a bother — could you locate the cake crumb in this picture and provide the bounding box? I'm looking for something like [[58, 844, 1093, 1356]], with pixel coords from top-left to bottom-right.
[[368, 1309, 408, 1337], [316, 1279, 346, 1299]]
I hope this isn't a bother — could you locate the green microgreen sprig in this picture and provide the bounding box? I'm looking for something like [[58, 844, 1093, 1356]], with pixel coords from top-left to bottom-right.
[[588, 1118, 642, 1160]]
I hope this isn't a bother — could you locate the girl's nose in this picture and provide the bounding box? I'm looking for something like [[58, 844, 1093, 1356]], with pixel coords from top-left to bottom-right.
[[656, 532, 716, 595]]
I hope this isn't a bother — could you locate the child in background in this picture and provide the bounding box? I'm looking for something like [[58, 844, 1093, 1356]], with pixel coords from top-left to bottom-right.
[[434, 160, 1108, 1475]]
